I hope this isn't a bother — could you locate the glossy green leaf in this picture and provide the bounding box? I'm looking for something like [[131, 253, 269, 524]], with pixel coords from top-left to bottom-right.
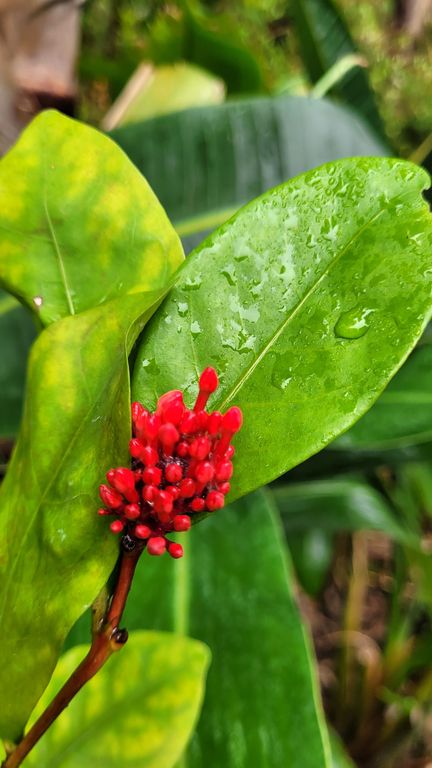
[[334, 343, 432, 451], [132, 158, 432, 499], [290, 0, 386, 139], [111, 94, 388, 249], [0, 291, 163, 741], [0, 111, 184, 325], [69, 491, 330, 767], [25, 632, 210, 768], [0, 292, 36, 437], [272, 478, 411, 541]]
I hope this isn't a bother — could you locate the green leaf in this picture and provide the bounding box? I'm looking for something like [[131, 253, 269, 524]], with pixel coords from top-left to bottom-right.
[[0, 292, 36, 437], [0, 291, 163, 741], [272, 478, 411, 541], [110, 94, 389, 248], [290, 0, 386, 139], [148, 4, 263, 95], [25, 632, 210, 768], [272, 477, 414, 595], [132, 158, 432, 499], [286, 528, 334, 596], [334, 343, 432, 451], [0, 111, 184, 325], [98, 491, 329, 768]]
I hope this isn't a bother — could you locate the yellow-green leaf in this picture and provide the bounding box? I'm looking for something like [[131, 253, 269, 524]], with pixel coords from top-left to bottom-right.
[[25, 632, 210, 768], [0, 111, 184, 325]]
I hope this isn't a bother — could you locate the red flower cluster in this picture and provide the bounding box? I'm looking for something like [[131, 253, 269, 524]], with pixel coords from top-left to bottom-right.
[[98, 368, 242, 558]]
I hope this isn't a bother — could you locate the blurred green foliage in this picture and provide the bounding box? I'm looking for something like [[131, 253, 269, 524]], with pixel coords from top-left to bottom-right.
[[80, 0, 432, 159]]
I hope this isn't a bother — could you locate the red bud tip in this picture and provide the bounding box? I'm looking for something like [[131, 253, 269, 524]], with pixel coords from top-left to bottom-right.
[[176, 440, 190, 457], [195, 461, 215, 484], [156, 390, 185, 425], [131, 401, 145, 422], [190, 497, 205, 513], [173, 515, 191, 532], [98, 507, 110, 516], [147, 536, 167, 556], [165, 462, 183, 483], [222, 406, 243, 433], [215, 461, 233, 482], [180, 410, 199, 434], [134, 524, 152, 540], [141, 445, 159, 467], [179, 478, 196, 498], [168, 542, 184, 559], [206, 491, 225, 511], [218, 481, 231, 495], [99, 484, 123, 509], [143, 484, 157, 503], [189, 436, 211, 460], [166, 485, 181, 500], [143, 466, 162, 485], [199, 367, 218, 393], [110, 520, 124, 534], [124, 503, 141, 520], [153, 490, 174, 515]]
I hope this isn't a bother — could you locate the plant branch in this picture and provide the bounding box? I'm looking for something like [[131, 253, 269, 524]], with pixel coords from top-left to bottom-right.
[[2, 545, 143, 768]]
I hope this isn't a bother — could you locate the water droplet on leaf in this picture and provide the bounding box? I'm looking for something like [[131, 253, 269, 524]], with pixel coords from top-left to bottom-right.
[[334, 307, 374, 340]]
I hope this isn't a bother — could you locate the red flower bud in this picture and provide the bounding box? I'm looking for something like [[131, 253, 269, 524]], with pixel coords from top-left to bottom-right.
[[179, 478, 196, 498], [190, 497, 205, 512], [124, 503, 141, 520], [180, 410, 199, 434], [100, 368, 241, 553], [153, 490, 173, 515], [143, 466, 162, 485], [189, 436, 211, 460], [206, 491, 225, 511], [99, 484, 123, 509], [135, 524, 152, 539], [168, 542, 184, 559], [141, 446, 159, 467], [165, 462, 183, 483], [173, 515, 191, 531], [195, 461, 215, 484], [147, 536, 167, 556], [222, 407, 243, 433]]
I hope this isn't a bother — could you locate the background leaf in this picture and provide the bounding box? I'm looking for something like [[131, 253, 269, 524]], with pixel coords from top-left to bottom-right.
[[0, 111, 184, 325], [68, 490, 332, 768], [132, 158, 432, 500], [0, 292, 162, 741], [0, 291, 36, 437], [272, 478, 411, 541], [111, 94, 389, 250], [290, 0, 386, 140], [25, 632, 210, 768], [103, 62, 225, 129], [271, 477, 414, 595]]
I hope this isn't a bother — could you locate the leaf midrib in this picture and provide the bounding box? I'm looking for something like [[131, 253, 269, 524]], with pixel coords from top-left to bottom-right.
[[217, 202, 389, 411]]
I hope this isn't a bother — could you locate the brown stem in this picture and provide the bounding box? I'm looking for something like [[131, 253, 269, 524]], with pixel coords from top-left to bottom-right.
[[3, 545, 142, 768]]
